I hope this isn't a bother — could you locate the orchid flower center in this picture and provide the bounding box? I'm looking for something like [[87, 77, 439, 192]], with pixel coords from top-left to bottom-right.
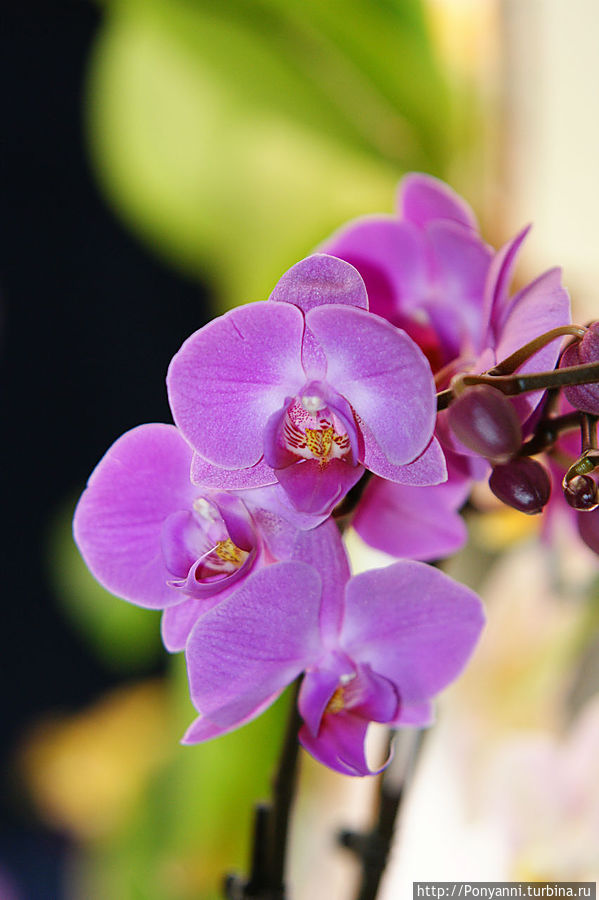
[[283, 397, 351, 469], [325, 672, 356, 714], [191, 498, 249, 581]]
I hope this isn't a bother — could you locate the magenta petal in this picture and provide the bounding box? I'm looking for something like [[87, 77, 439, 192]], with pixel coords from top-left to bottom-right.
[[495, 269, 571, 420], [322, 217, 429, 323], [341, 562, 485, 705], [345, 666, 399, 723], [275, 458, 364, 516], [269, 253, 368, 313], [161, 597, 218, 652], [299, 712, 381, 777], [425, 221, 493, 354], [353, 473, 469, 562], [182, 690, 283, 744], [191, 453, 277, 490], [285, 519, 350, 643], [298, 667, 342, 737], [480, 225, 530, 350], [398, 172, 478, 230], [392, 699, 434, 727], [307, 305, 436, 465], [73, 424, 195, 609], [185, 562, 322, 729], [167, 301, 305, 469], [361, 432, 447, 486]]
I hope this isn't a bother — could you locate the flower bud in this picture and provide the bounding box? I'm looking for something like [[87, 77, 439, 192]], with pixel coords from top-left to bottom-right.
[[448, 385, 522, 463], [577, 508, 599, 554], [563, 474, 599, 511], [489, 457, 551, 514], [561, 323, 599, 414]]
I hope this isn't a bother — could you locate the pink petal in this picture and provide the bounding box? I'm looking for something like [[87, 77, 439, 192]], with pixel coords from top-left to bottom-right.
[[191, 453, 277, 490], [306, 305, 436, 466], [185, 562, 323, 729], [269, 253, 368, 313], [398, 173, 478, 230], [353, 467, 469, 562], [73, 424, 196, 609], [341, 562, 485, 706], [167, 301, 305, 469]]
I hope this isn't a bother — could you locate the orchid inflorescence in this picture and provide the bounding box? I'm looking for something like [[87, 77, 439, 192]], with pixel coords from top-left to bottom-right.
[[74, 173, 599, 781]]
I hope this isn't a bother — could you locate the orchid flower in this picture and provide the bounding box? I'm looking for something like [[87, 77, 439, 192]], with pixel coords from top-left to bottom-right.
[[167, 254, 446, 517], [73, 423, 316, 651], [182, 523, 484, 775]]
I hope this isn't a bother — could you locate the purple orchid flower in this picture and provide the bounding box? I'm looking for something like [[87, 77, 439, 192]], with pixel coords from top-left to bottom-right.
[[73, 423, 313, 651], [166, 255, 446, 518], [182, 522, 484, 776], [322, 172, 494, 370], [322, 175, 571, 561]]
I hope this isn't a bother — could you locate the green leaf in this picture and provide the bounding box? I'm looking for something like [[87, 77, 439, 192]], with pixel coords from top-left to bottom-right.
[[85, 0, 452, 308]]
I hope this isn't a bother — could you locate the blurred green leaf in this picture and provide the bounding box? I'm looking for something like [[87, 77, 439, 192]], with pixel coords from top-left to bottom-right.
[[47, 500, 161, 670], [86, 0, 452, 308], [82, 656, 292, 899]]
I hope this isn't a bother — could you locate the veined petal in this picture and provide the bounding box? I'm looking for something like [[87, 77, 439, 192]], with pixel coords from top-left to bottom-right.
[[353, 471, 469, 562], [398, 172, 479, 230], [480, 225, 530, 351], [185, 562, 322, 729], [360, 432, 447, 486], [494, 268, 571, 420], [306, 305, 436, 465], [341, 562, 485, 705], [322, 216, 429, 323], [299, 713, 383, 777], [269, 253, 368, 313], [191, 453, 277, 490], [285, 520, 350, 643], [73, 424, 195, 609], [425, 221, 493, 357], [161, 597, 218, 652], [275, 458, 363, 517], [182, 690, 283, 744], [167, 301, 305, 469]]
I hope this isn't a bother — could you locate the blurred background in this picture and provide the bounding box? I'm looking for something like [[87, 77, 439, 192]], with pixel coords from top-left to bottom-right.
[[2, 0, 599, 896]]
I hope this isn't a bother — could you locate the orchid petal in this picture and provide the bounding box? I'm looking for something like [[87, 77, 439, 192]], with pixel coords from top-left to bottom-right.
[[167, 301, 305, 468], [161, 597, 217, 652], [306, 305, 436, 465], [299, 713, 383, 777], [341, 562, 485, 705], [185, 562, 322, 729], [398, 173, 478, 230], [353, 471, 469, 562], [322, 216, 429, 322], [191, 453, 277, 490], [73, 424, 195, 609], [275, 458, 363, 517], [495, 268, 571, 420], [269, 253, 368, 313], [480, 225, 530, 351], [360, 431, 447, 485]]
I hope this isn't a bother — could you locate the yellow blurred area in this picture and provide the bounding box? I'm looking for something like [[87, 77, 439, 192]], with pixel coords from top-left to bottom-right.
[[20, 681, 171, 841]]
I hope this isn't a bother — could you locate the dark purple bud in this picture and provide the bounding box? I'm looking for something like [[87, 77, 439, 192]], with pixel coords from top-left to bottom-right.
[[489, 457, 551, 514], [561, 323, 599, 414], [448, 385, 522, 463], [577, 508, 599, 554], [563, 474, 598, 511]]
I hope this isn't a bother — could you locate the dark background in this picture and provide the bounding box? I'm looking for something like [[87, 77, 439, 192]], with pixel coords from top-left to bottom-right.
[[1, 3, 212, 895]]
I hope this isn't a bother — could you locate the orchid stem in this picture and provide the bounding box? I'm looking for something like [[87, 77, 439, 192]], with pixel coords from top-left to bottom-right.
[[224, 682, 302, 900], [487, 324, 586, 376], [437, 360, 599, 411], [340, 729, 425, 900]]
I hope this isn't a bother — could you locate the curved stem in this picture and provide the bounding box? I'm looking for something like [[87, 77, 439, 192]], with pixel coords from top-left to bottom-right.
[[487, 324, 586, 376], [437, 360, 599, 411], [224, 682, 302, 900]]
